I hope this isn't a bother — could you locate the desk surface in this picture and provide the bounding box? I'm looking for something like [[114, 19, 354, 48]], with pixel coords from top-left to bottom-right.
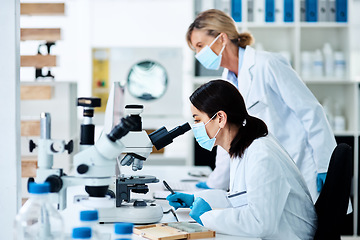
[[63, 165, 260, 240]]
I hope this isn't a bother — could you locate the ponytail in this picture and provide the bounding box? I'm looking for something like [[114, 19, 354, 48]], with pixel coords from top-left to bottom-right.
[[235, 32, 255, 48], [229, 115, 268, 158]]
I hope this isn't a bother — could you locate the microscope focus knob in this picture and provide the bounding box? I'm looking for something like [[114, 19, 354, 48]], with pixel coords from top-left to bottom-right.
[[45, 175, 63, 193], [77, 164, 89, 174], [65, 140, 74, 154]]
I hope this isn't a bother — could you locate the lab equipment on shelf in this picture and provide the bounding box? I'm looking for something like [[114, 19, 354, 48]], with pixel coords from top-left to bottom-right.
[[301, 44, 346, 80], [14, 182, 64, 240]]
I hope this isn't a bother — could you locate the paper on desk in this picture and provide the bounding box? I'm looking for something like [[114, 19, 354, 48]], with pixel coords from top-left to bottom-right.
[[175, 208, 193, 222]]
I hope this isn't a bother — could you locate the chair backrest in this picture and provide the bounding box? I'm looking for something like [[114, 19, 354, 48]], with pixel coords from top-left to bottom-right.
[[314, 143, 352, 240]]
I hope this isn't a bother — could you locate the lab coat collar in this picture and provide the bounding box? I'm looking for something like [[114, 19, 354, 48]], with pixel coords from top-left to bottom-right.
[[238, 45, 256, 102]]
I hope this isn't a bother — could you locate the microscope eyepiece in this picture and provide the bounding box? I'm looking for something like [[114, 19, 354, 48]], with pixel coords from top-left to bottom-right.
[[149, 122, 191, 150], [107, 115, 139, 142]]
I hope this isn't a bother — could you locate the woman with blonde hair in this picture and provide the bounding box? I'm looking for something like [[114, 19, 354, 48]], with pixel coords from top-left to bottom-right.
[[188, 9, 336, 203]]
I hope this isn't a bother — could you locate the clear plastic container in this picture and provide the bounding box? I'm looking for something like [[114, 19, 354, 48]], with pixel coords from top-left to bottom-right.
[[301, 51, 312, 78], [72, 227, 92, 239], [14, 182, 64, 240], [334, 51, 346, 78], [312, 49, 324, 77], [323, 43, 334, 77], [112, 223, 133, 240]]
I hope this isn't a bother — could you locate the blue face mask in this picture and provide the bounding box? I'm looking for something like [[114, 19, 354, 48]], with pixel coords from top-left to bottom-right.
[[195, 34, 225, 70], [192, 113, 221, 151]]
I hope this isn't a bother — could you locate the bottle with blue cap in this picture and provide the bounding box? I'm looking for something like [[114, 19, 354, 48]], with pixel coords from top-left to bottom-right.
[[72, 227, 92, 239], [112, 222, 134, 240], [80, 210, 110, 240], [14, 182, 64, 240]]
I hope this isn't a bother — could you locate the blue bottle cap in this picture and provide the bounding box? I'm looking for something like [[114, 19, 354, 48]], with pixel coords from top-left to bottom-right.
[[28, 182, 50, 194], [80, 210, 99, 221], [114, 222, 134, 234], [72, 227, 92, 239]]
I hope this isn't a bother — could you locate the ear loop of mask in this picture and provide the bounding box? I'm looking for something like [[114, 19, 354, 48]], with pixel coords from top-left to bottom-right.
[[213, 127, 221, 138], [209, 34, 226, 56], [205, 112, 222, 138], [205, 112, 218, 125]]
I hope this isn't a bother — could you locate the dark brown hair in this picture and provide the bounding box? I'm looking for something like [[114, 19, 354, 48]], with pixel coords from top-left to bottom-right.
[[190, 80, 268, 158]]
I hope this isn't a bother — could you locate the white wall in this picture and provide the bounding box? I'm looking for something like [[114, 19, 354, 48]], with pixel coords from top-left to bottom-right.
[[0, 0, 21, 239]]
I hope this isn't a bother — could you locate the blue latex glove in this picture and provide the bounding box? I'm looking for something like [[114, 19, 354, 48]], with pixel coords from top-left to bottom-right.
[[166, 192, 194, 210], [317, 172, 327, 192], [189, 197, 212, 226], [196, 181, 211, 189]]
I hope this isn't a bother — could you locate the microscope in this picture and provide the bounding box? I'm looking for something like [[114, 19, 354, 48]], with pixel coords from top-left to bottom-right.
[[29, 97, 191, 224]]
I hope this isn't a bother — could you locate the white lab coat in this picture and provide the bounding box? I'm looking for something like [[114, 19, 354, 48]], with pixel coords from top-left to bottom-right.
[[195, 134, 317, 239], [206, 146, 229, 190], [206, 46, 336, 202]]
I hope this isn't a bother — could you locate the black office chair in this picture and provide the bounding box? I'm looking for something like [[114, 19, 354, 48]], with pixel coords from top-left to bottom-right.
[[314, 143, 352, 240]]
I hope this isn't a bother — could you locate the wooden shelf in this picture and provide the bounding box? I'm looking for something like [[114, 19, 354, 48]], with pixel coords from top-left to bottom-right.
[[21, 157, 37, 178], [21, 55, 56, 68], [21, 120, 40, 137], [20, 85, 53, 100], [20, 3, 65, 16], [21, 28, 61, 41]]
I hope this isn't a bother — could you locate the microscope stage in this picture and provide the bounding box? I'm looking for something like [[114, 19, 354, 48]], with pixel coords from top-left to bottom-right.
[[98, 202, 163, 224]]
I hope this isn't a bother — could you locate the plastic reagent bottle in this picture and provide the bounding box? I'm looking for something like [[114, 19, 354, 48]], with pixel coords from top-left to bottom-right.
[[113, 223, 134, 240], [334, 51, 346, 78], [301, 51, 312, 78], [14, 182, 64, 240], [80, 210, 104, 240], [312, 49, 324, 77], [72, 227, 92, 239], [323, 43, 334, 77]]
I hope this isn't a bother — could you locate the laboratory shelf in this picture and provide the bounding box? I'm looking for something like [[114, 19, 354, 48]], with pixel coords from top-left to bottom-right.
[[303, 78, 354, 84], [299, 22, 349, 28], [245, 22, 296, 28], [335, 131, 359, 137]]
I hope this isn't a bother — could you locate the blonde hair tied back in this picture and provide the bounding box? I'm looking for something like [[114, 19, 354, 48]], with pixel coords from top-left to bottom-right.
[[186, 9, 255, 50]]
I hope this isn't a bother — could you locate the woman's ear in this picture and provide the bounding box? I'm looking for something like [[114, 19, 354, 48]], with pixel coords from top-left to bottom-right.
[[220, 33, 230, 45], [217, 111, 227, 128]]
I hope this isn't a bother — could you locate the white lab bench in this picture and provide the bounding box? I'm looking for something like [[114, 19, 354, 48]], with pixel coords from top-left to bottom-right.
[[63, 165, 260, 240]]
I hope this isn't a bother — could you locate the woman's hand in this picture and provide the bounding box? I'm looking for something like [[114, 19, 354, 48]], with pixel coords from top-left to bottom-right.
[[166, 192, 194, 210], [189, 197, 212, 225]]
